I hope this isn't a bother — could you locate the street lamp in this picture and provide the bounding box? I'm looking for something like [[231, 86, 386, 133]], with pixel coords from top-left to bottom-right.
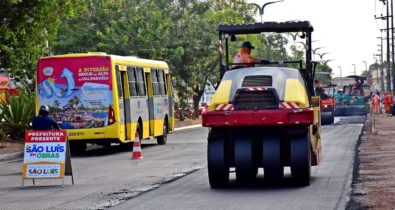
[[352, 64, 356, 75], [320, 59, 334, 65], [362, 61, 368, 75], [312, 47, 325, 61], [313, 47, 325, 54], [316, 52, 330, 60], [296, 40, 318, 49], [338, 66, 342, 85], [249, 1, 285, 22]]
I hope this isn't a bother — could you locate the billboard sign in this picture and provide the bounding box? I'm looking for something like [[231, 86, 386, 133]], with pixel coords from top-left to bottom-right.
[[36, 56, 113, 129]]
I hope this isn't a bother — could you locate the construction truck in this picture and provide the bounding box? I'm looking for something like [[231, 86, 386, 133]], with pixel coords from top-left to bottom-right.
[[202, 21, 322, 187], [315, 72, 335, 125], [320, 84, 336, 125], [334, 75, 370, 116]]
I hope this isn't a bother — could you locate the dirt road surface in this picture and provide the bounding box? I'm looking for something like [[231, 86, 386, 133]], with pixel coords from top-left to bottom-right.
[[348, 115, 395, 209]]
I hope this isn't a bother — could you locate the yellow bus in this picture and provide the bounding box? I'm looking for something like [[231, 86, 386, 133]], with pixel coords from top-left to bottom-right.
[[36, 53, 174, 153]]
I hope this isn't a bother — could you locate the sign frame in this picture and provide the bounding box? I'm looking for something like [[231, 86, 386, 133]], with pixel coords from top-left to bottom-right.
[[22, 130, 74, 187]]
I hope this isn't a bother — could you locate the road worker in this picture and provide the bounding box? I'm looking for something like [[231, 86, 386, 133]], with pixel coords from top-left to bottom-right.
[[32, 105, 60, 130], [314, 80, 328, 99], [384, 92, 392, 114], [233, 42, 262, 68], [372, 91, 381, 114]]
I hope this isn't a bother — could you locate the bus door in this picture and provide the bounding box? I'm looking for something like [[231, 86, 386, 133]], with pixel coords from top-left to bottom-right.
[[115, 65, 128, 141], [127, 66, 149, 140], [146, 68, 167, 136], [145, 68, 155, 136]]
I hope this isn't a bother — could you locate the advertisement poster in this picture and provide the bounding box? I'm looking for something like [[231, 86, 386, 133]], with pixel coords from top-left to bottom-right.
[[37, 56, 113, 129], [23, 130, 67, 179]]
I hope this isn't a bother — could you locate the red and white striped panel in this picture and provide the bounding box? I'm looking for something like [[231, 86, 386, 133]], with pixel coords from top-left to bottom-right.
[[218, 40, 223, 55], [245, 87, 267, 91], [215, 104, 234, 111], [279, 102, 300, 109]]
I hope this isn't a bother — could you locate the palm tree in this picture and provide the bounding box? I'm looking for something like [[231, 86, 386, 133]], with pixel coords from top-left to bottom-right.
[[73, 96, 80, 108]]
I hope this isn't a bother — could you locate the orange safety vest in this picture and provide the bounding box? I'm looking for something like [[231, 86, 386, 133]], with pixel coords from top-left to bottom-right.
[[384, 94, 392, 113], [372, 95, 381, 113], [384, 94, 392, 104], [233, 48, 257, 67]]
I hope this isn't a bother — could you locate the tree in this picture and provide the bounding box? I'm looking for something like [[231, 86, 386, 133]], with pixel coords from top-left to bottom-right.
[[51, 0, 309, 119], [0, 0, 84, 89]]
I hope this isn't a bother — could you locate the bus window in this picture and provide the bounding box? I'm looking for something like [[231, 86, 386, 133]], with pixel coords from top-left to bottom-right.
[[115, 66, 123, 98], [152, 69, 160, 96], [127, 66, 138, 97], [158, 69, 166, 96], [136, 67, 146, 96]]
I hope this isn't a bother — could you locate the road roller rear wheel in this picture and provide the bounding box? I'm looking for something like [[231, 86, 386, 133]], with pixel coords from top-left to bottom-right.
[[321, 111, 334, 125], [208, 137, 229, 188], [262, 135, 283, 183], [290, 131, 311, 186], [234, 135, 256, 184]]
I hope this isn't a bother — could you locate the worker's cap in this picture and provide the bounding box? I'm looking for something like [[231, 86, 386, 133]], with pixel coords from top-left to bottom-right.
[[314, 80, 319, 83], [242, 41, 255, 49]]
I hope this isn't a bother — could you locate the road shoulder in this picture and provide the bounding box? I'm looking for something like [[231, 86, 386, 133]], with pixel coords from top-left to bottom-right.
[[347, 115, 395, 209]]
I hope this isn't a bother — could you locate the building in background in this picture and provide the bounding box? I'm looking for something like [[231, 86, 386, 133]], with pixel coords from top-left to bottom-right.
[[200, 83, 216, 104]]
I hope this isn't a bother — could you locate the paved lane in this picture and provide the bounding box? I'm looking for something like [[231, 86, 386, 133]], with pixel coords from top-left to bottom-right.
[[113, 122, 364, 210], [0, 127, 208, 210], [0, 117, 364, 210]]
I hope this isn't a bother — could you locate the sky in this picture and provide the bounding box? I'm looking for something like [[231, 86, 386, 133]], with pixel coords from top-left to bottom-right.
[[247, 0, 384, 77]]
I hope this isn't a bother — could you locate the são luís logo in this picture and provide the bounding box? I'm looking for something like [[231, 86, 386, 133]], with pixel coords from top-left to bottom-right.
[[25, 144, 65, 158]]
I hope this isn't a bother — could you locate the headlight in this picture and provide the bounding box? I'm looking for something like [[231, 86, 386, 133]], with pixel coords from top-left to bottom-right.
[[324, 105, 328, 108]]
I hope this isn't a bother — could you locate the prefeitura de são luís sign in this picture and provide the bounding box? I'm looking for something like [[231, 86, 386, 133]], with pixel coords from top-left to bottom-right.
[[22, 130, 68, 180]]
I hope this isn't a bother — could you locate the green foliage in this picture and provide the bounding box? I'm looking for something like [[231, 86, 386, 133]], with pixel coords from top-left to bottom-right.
[[0, 0, 84, 89], [0, 92, 35, 140], [50, 0, 332, 117], [315, 62, 333, 85], [51, 0, 256, 118]]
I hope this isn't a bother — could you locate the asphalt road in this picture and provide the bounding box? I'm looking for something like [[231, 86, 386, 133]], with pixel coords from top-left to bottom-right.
[[112, 117, 365, 210], [0, 116, 364, 210]]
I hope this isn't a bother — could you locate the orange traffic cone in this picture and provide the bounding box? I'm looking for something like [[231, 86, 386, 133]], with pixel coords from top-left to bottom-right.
[[131, 132, 143, 159]]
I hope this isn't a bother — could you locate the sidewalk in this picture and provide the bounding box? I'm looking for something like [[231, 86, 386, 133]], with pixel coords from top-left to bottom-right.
[[0, 117, 202, 162], [348, 114, 395, 209]]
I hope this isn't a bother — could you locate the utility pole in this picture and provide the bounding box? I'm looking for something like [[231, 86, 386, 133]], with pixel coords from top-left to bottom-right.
[[377, 0, 392, 91], [378, 37, 385, 92], [392, 0, 395, 93], [374, 55, 380, 90], [386, 0, 391, 91]]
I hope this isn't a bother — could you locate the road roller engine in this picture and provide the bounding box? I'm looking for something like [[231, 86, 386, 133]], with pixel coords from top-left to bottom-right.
[[202, 21, 322, 188]]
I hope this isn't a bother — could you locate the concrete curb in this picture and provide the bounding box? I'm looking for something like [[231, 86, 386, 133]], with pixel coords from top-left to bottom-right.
[[0, 151, 23, 162], [174, 124, 202, 131]]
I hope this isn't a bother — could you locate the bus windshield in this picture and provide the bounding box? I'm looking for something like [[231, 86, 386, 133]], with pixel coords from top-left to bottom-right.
[[37, 56, 113, 129]]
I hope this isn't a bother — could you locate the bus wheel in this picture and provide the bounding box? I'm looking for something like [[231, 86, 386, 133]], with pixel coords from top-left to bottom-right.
[[70, 141, 87, 155], [157, 121, 168, 145]]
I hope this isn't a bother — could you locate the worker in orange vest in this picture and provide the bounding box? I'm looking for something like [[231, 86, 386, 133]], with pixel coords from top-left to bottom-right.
[[384, 92, 392, 113], [233, 42, 261, 68], [372, 91, 381, 114]]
